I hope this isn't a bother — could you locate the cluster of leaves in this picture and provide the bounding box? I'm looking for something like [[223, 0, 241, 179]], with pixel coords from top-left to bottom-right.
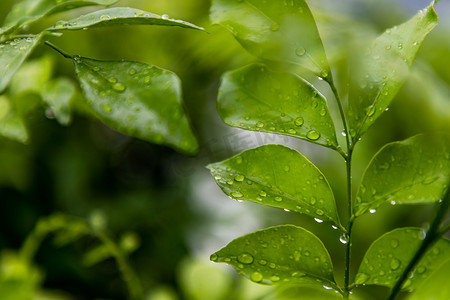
[[207, 0, 449, 299]]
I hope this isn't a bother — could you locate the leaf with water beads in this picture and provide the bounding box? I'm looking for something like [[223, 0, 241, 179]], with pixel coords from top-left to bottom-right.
[[347, 1, 438, 141], [207, 144, 342, 228], [355, 227, 450, 290], [405, 259, 450, 300], [210, 225, 337, 289], [46, 7, 204, 32], [217, 64, 339, 149], [73, 56, 198, 154], [353, 133, 450, 217]]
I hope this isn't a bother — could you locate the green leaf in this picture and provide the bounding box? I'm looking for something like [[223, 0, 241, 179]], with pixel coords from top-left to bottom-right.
[[355, 227, 450, 290], [210, 0, 330, 77], [46, 7, 204, 31], [276, 283, 346, 300], [41, 78, 76, 125], [348, 1, 438, 141], [73, 56, 198, 154], [406, 259, 450, 300], [207, 144, 341, 227], [10, 56, 54, 97], [217, 64, 339, 149], [210, 225, 336, 288], [0, 35, 43, 93], [354, 134, 450, 217], [0, 95, 28, 143]]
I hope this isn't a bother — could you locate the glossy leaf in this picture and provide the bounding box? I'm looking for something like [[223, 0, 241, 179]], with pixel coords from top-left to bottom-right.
[[354, 134, 450, 216], [348, 1, 438, 141], [210, 0, 330, 77], [210, 225, 336, 288], [41, 77, 76, 125], [277, 284, 347, 300], [406, 259, 450, 300], [0, 35, 43, 93], [217, 64, 339, 149], [47, 7, 204, 31], [207, 144, 341, 227], [73, 56, 198, 154], [0, 95, 28, 143], [355, 227, 450, 290]]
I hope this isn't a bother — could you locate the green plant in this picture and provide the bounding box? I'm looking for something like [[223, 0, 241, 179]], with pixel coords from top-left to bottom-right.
[[207, 0, 449, 299]]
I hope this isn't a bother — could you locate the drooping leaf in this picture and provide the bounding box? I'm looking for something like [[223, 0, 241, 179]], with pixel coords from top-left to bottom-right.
[[73, 56, 198, 154], [0, 35, 43, 93], [0, 95, 28, 143], [207, 144, 341, 227], [41, 77, 76, 125], [217, 64, 339, 149], [210, 0, 330, 77], [210, 225, 337, 289], [354, 134, 450, 217], [348, 1, 438, 141], [406, 259, 450, 300], [47, 7, 204, 31], [355, 227, 450, 290]]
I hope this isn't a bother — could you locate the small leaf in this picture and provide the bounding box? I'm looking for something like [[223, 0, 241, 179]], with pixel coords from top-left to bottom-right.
[[0, 35, 43, 93], [207, 144, 341, 227], [73, 56, 198, 154], [354, 134, 450, 217], [10, 56, 54, 97], [211, 0, 330, 77], [406, 259, 450, 300], [0, 95, 28, 143], [348, 1, 438, 141], [217, 64, 338, 149], [41, 77, 76, 125], [47, 7, 204, 31], [355, 227, 450, 290], [210, 225, 336, 287]]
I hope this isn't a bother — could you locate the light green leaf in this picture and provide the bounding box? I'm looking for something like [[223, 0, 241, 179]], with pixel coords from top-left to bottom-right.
[[207, 144, 341, 227], [0, 95, 28, 143], [276, 283, 346, 300], [0, 35, 43, 93], [355, 227, 450, 290], [10, 56, 54, 97], [47, 7, 204, 31], [406, 259, 450, 300], [73, 56, 198, 154], [210, 0, 330, 77], [41, 78, 76, 125], [210, 225, 336, 288], [217, 64, 339, 149], [348, 1, 438, 141], [354, 134, 450, 217]]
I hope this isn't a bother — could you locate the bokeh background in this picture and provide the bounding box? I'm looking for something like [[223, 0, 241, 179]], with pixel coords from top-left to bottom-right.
[[0, 0, 449, 299]]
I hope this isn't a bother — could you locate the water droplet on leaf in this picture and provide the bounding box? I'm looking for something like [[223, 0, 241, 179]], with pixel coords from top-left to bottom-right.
[[237, 253, 254, 264]]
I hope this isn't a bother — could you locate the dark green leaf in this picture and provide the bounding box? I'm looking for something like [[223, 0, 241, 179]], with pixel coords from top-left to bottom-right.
[[41, 77, 76, 125], [0, 35, 43, 93], [210, 225, 337, 288], [354, 134, 450, 217], [73, 56, 198, 154], [348, 1, 438, 141], [47, 7, 204, 31], [207, 145, 341, 227], [211, 0, 330, 77], [406, 259, 450, 300], [355, 227, 450, 290], [0, 95, 28, 143], [217, 64, 339, 149]]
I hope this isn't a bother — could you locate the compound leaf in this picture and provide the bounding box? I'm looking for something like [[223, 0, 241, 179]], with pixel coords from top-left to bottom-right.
[[348, 1, 438, 141], [41, 77, 76, 125], [73, 56, 198, 154], [354, 134, 450, 217], [211, 0, 330, 77], [207, 144, 341, 227], [218, 64, 338, 149], [355, 227, 450, 291]]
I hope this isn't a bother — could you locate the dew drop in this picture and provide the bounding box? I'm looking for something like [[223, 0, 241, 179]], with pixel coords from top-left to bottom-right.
[[250, 272, 263, 282], [390, 258, 401, 270], [314, 218, 323, 223], [288, 128, 296, 134], [306, 130, 320, 140], [113, 82, 126, 92], [231, 191, 243, 198], [258, 259, 267, 265], [256, 121, 264, 128], [369, 209, 376, 214], [210, 253, 218, 261], [284, 165, 290, 172], [295, 47, 306, 56], [269, 263, 276, 269], [416, 266, 426, 274], [316, 209, 324, 216], [234, 175, 245, 182], [366, 105, 376, 117], [274, 196, 282, 202], [339, 233, 349, 244], [238, 253, 254, 264], [270, 275, 280, 282], [161, 14, 169, 19], [294, 117, 304, 126], [100, 15, 110, 20], [259, 191, 267, 197], [128, 68, 136, 75], [390, 239, 399, 248], [100, 103, 112, 113], [332, 225, 338, 230]]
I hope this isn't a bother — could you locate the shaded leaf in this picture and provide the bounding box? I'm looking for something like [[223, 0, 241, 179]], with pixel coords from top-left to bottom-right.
[[210, 0, 330, 77], [0, 95, 28, 143], [47, 7, 204, 31], [210, 225, 336, 288], [0, 35, 43, 93], [355, 227, 450, 290], [41, 77, 76, 125], [354, 134, 450, 217], [73, 56, 198, 154], [277, 283, 346, 300], [348, 1, 438, 141], [406, 259, 450, 300], [10, 56, 54, 97], [217, 64, 338, 149], [208, 145, 341, 227]]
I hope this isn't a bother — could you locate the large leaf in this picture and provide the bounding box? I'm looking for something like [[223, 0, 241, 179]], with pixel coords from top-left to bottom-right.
[[47, 7, 204, 31], [210, 0, 330, 77], [354, 134, 450, 217], [210, 225, 337, 288], [406, 259, 450, 300], [217, 64, 339, 149], [73, 56, 198, 154], [0, 95, 28, 143], [41, 77, 76, 125], [0, 35, 43, 93], [347, 1, 438, 141], [207, 144, 341, 227], [355, 227, 450, 290]]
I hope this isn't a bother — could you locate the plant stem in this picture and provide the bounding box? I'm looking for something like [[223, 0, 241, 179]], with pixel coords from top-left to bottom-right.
[[44, 40, 74, 59]]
